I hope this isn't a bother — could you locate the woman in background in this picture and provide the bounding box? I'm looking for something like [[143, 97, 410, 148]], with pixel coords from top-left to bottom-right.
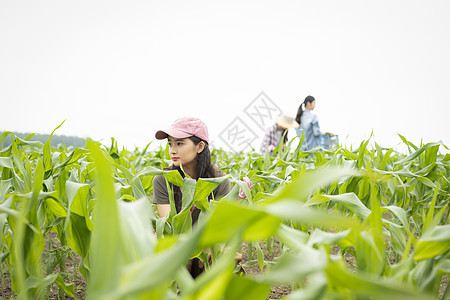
[[260, 113, 299, 155], [295, 95, 322, 150]]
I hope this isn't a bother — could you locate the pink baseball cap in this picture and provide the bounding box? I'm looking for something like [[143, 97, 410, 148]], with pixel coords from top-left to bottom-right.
[[155, 117, 209, 143]]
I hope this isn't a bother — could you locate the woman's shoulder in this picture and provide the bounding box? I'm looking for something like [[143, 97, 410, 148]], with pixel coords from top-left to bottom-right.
[[302, 110, 318, 120], [152, 174, 167, 187]]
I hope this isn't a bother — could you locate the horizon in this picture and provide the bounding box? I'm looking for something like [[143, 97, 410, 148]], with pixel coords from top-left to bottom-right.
[[2, 127, 448, 156]]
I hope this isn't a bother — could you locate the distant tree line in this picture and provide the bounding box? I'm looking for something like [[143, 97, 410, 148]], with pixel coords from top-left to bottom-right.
[[1, 132, 86, 148]]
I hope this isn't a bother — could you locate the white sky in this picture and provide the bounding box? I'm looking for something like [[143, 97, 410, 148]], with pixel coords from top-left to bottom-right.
[[1, 1, 449, 152]]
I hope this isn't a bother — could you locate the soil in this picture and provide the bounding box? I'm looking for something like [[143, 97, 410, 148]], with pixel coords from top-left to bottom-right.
[[240, 239, 291, 299], [440, 274, 448, 300], [0, 231, 86, 300], [0, 276, 12, 300]]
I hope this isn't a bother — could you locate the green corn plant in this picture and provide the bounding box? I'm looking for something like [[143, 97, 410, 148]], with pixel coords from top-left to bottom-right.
[[1, 128, 449, 299]]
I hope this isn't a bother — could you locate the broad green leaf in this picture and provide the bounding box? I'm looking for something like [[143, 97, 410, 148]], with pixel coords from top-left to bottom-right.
[[422, 183, 439, 234], [254, 241, 264, 271], [66, 213, 91, 259], [357, 182, 385, 275], [265, 201, 365, 231], [388, 222, 407, 255], [0, 197, 13, 239], [384, 206, 410, 233], [266, 167, 360, 204], [357, 138, 370, 169], [24, 273, 58, 291], [231, 177, 253, 202], [0, 157, 13, 168], [181, 177, 197, 211], [322, 193, 371, 220], [436, 259, 450, 273], [356, 231, 384, 275], [11, 138, 30, 192], [172, 208, 193, 235], [44, 198, 66, 218], [15, 136, 43, 147], [286, 271, 327, 300], [380, 148, 394, 170], [394, 142, 440, 166], [410, 260, 438, 292], [417, 176, 436, 189], [414, 225, 450, 261], [66, 181, 93, 231], [103, 226, 203, 298], [117, 198, 156, 260], [175, 266, 195, 293], [172, 178, 196, 234], [326, 261, 433, 300], [184, 238, 240, 299], [55, 273, 75, 297], [136, 165, 164, 177], [113, 162, 147, 200], [304, 194, 330, 206], [224, 276, 271, 300], [43, 120, 65, 178], [54, 147, 88, 170], [0, 179, 12, 203], [307, 228, 351, 247], [87, 140, 123, 297], [262, 247, 327, 284], [30, 158, 44, 229], [164, 169, 184, 187], [194, 176, 229, 207], [200, 201, 281, 247], [0, 131, 13, 149], [397, 133, 418, 151], [276, 224, 309, 251]]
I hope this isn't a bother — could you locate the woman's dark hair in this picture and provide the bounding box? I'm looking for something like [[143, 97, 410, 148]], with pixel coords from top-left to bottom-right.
[[295, 95, 315, 125], [188, 136, 219, 179], [163, 136, 220, 223]]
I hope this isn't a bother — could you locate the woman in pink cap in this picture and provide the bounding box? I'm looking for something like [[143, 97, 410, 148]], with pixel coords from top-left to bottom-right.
[[152, 117, 230, 224], [153, 117, 249, 277], [152, 117, 231, 277]]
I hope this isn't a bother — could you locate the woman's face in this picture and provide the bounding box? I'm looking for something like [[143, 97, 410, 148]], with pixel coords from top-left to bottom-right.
[[306, 100, 316, 110], [168, 136, 204, 167]]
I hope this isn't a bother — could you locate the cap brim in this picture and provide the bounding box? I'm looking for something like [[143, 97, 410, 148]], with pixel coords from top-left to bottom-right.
[[155, 128, 192, 140], [276, 120, 299, 128]]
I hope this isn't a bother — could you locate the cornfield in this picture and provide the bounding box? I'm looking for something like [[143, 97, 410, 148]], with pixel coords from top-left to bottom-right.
[[0, 126, 449, 299]]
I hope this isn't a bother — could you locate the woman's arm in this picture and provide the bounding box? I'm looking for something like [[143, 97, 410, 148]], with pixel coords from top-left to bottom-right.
[[153, 175, 171, 218], [156, 204, 171, 218]]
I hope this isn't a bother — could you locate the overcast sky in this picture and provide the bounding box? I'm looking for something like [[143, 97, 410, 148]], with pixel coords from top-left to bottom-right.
[[1, 1, 449, 152]]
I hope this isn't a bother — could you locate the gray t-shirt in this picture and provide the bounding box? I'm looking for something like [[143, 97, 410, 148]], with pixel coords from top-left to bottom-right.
[[152, 174, 231, 205]]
